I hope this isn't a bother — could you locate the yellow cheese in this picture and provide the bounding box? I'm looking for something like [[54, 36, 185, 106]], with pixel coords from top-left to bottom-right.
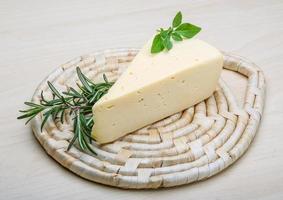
[[92, 39, 223, 144]]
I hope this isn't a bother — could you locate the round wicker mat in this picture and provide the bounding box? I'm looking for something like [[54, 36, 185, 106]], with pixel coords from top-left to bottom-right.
[[30, 49, 265, 189]]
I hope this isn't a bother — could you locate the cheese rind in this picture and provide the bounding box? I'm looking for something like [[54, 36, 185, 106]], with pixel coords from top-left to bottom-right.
[[92, 39, 223, 144]]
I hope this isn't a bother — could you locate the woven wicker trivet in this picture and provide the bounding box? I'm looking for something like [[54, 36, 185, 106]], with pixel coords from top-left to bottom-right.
[[30, 49, 265, 189]]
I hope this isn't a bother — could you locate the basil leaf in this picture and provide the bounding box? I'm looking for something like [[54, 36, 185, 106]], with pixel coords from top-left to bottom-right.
[[172, 32, 182, 41], [160, 29, 168, 39], [163, 37, 173, 50], [151, 34, 165, 53], [172, 11, 182, 27], [150, 12, 202, 54], [175, 23, 201, 38]]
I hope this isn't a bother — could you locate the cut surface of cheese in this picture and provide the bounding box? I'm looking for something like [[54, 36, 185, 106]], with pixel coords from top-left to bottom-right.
[[92, 39, 223, 144]]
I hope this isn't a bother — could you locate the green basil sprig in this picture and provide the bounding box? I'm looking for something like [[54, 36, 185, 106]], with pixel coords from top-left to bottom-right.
[[151, 11, 201, 54]]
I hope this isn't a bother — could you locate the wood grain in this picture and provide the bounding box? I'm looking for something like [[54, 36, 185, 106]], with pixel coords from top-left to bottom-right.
[[0, 0, 283, 199]]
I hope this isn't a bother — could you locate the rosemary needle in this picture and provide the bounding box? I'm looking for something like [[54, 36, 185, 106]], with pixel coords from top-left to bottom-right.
[[18, 67, 114, 155]]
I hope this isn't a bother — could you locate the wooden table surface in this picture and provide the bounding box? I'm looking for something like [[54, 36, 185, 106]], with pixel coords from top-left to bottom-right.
[[1, 0, 283, 199]]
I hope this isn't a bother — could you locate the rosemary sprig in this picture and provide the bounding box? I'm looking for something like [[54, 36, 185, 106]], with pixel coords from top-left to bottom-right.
[[151, 11, 201, 53], [18, 67, 114, 155]]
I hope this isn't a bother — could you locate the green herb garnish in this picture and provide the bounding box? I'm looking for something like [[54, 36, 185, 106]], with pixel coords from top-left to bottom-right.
[[18, 67, 113, 154], [151, 11, 201, 54]]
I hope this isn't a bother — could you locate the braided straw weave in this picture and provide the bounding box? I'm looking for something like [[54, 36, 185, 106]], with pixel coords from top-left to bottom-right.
[[30, 49, 265, 189]]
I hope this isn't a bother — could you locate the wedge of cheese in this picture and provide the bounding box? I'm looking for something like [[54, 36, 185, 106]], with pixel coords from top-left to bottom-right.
[[92, 39, 223, 144]]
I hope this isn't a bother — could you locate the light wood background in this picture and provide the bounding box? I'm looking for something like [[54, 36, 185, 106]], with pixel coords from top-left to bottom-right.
[[1, 0, 283, 199]]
